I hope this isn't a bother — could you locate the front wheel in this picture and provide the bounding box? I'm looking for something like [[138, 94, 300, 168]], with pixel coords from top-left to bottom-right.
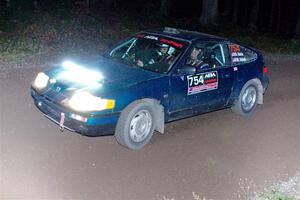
[[115, 100, 155, 150], [232, 80, 259, 116]]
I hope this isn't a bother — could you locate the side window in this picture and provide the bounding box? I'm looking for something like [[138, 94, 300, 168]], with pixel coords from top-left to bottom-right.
[[211, 44, 227, 66], [228, 43, 257, 65], [109, 38, 137, 59], [185, 41, 228, 71]]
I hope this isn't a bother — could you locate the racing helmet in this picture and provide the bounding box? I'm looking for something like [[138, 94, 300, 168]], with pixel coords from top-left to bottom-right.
[[159, 43, 169, 48]]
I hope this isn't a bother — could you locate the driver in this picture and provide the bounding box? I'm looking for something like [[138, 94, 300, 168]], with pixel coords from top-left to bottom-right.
[[154, 43, 170, 62], [155, 44, 175, 64], [186, 47, 212, 70], [136, 43, 173, 67], [186, 47, 204, 67]]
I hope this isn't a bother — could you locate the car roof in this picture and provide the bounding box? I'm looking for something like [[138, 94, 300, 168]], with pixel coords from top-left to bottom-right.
[[144, 27, 226, 42]]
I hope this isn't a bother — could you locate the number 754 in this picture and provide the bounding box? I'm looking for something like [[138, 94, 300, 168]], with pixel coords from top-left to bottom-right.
[[188, 75, 204, 86]]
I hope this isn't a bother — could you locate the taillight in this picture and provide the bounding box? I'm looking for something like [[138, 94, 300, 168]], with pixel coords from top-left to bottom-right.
[[263, 66, 268, 74]]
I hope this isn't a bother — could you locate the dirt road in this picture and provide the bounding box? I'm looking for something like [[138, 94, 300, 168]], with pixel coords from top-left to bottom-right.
[[0, 55, 299, 200]]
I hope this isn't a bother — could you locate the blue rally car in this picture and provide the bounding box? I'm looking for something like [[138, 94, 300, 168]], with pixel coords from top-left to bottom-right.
[[31, 27, 269, 149]]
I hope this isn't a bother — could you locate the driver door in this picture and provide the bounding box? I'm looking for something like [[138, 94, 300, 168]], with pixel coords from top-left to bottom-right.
[[168, 41, 234, 120]]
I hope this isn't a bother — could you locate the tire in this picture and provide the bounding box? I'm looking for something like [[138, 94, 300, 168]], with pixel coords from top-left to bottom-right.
[[115, 100, 155, 150], [231, 80, 259, 117]]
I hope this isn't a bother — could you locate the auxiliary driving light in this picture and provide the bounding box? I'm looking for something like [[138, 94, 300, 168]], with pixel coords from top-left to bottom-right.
[[33, 72, 49, 89]]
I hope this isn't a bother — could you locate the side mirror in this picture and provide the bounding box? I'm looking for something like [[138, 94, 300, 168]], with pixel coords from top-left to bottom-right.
[[178, 65, 196, 75]]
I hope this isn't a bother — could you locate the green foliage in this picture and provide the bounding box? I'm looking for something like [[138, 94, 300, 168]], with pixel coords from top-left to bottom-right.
[[0, 20, 15, 32], [0, 36, 47, 59], [259, 189, 295, 200]]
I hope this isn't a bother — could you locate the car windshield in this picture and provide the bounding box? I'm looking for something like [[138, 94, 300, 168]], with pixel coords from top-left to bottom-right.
[[107, 34, 187, 73]]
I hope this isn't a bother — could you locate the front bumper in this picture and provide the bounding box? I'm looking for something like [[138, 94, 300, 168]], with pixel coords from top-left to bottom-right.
[[31, 89, 119, 136]]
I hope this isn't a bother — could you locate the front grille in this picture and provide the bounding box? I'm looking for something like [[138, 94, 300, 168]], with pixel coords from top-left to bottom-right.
[[43, 88, 67, 103]]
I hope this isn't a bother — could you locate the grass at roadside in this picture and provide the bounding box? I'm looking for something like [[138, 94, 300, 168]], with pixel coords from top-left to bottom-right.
[[254, 172, 300, 200], [160, 172, 300, 200], [257, 189, 295, 200]]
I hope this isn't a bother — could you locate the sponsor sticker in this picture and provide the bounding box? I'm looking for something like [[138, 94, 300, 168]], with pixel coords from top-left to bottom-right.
[[159, 38, 184, 48], [144, 35, 158, 40], [229, 43, 246, 63], [187, 71, 218, 95], [136, 34, 184, 48], [228, 44, 240, 52], [136, 34, 145, 38]]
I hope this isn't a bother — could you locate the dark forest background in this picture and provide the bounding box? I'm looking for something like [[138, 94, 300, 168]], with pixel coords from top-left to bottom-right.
[[1, 0, 299, 37], [0, 0, 299, 60]]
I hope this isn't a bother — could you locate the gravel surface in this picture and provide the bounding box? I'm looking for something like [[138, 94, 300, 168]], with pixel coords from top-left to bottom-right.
[[0, 54, 300, 200]]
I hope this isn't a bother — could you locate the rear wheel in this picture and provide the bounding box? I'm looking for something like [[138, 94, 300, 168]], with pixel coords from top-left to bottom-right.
[[232, 80, 259, 116], [115, 100, 155, 150]]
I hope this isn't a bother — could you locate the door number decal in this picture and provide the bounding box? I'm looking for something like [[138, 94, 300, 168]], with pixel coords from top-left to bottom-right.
[[187, 71, 218, 95]]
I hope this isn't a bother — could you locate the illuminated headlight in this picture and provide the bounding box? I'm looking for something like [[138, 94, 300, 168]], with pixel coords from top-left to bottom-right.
[[68, 91, 115, 112], [33, 72, 49, 89]]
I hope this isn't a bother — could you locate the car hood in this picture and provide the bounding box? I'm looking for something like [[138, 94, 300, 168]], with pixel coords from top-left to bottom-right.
[[42, 56, 163, 102]]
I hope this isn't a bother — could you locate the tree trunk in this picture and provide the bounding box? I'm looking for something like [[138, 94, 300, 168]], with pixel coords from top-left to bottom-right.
[[86, 0, 90, 12], [269, 0, 276, 30], [249, 0, 260, 31], [242, 0, 249, 25], [295, 14, 300, 39], [221, 0, 232, 22], [5, 0, 10, 8], [276, 0, 281, 34], [160, 0, 171, 16], [100, 0, 115, 11], [233, 0, 239, 24], [199, 0, 218, 25]]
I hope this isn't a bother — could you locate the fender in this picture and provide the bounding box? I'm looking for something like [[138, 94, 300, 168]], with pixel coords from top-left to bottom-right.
[[142, 98, 165, 134], [231, 78, 264, 105]]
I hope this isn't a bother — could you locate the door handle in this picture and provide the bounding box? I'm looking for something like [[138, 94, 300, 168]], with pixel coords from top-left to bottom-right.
[[223, 73, 230, 78]]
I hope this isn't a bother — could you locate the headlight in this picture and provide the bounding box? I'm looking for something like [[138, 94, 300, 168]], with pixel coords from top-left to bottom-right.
[[33, 72, 49, 89], [68, 91, 115, 112]]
